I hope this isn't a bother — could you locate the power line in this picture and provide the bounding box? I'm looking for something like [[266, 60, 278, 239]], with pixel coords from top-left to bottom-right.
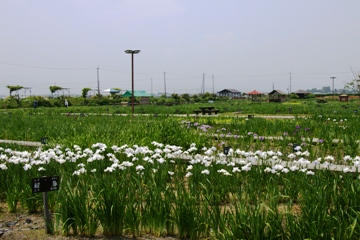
[[295, 71, 351, 75], [0, 60, 94, 70], [100, 68, 127, 73]]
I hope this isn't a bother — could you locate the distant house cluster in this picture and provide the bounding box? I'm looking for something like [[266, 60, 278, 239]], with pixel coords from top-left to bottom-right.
[[217, 88, 317, 102]]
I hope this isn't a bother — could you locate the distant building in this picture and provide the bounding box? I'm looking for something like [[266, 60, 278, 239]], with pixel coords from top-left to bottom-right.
[[122, 90, 152, 105], [268, 89, 287, 102], [217, 89, 242, 98], [292, 90, 310, 99], [339, 94, 349, 102], [247, 90, 264, 101], [122, 90, 152, 97]]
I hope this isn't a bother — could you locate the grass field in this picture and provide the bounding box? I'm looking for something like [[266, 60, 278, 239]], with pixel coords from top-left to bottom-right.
[[1, 99, 360, 239]]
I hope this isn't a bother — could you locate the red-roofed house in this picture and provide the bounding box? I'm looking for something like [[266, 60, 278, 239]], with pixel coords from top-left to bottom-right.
[[247, 90, 263, 101]]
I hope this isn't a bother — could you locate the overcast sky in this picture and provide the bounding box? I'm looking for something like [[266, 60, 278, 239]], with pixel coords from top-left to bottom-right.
[[1, 0, 360, 97]]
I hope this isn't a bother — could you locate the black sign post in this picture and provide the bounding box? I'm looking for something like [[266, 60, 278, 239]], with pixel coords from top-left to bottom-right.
[[32, 176, 60, 234], [293, 144, 301, 153], [224, 146, 231, 161], [224, 146, 231, 156]]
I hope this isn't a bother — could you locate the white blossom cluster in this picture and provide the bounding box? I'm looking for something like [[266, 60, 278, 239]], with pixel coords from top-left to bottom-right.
[[0, 142, 359, 177]]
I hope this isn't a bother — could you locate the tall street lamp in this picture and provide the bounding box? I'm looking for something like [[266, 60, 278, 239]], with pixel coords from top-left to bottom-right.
[[125, 50, 141, 115]]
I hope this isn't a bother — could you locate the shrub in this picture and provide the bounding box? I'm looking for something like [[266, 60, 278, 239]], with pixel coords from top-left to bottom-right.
[[290, 93, 299, 99], [306, 93, 316, 99], [4, 96, 20, 109], [36, 97, 54, 107]]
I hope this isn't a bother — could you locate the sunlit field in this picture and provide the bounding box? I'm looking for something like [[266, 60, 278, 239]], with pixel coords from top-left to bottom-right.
[[1, 100, 360, 239]]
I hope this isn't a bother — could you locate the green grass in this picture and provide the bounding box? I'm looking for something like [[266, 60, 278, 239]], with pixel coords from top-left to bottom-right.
[[1, 99, 360, 239]]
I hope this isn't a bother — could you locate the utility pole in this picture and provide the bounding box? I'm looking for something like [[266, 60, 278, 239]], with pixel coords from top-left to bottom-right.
[[164, 71, 166, 98], [212, 74, 214, 94], [201, 73, 205, 95], [330, 77, 336, 100], [97, 66, 100, 95], [151, 78, 153, 96], [289, 72, 292, 95]]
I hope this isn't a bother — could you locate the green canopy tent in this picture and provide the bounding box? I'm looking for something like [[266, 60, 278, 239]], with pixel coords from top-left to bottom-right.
[[122, 90, 152, 105], [122, 90, 151, 97]]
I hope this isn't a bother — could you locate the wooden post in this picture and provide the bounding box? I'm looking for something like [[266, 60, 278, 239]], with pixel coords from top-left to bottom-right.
[[32, 176, 59, 235], [43, 192, 53, 234]]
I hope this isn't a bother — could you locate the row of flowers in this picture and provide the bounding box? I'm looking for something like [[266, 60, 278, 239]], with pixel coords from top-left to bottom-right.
[[1, 141, 359, 176]]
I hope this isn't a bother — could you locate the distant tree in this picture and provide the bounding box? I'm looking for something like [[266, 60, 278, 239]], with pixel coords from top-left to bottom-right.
[[82, 88, 91, 98], [305, 93, 316, 99], [171, 93, 180, 101], [191, 94, 200, 102], [290, 93, 299, 99], [181, 93, 190, 102], [158, 95, 167, 103], [7, 85, 23, 96], [344, 70, 360, 95], [209, 93, 217, 100], [149, 96, 156, 104], [201, 92, 211, 99], [49, 86, 63, 94]]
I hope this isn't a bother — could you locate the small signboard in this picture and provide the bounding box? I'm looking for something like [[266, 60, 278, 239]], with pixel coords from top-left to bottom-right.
[[293, 144, 301, 153], [32, 176, 60, 193], [40, 137, 48, 145]]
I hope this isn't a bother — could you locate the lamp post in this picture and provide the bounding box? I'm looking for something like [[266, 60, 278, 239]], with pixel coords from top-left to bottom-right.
[[125, 50, 141, 115], [330, 77, 336, 100]]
